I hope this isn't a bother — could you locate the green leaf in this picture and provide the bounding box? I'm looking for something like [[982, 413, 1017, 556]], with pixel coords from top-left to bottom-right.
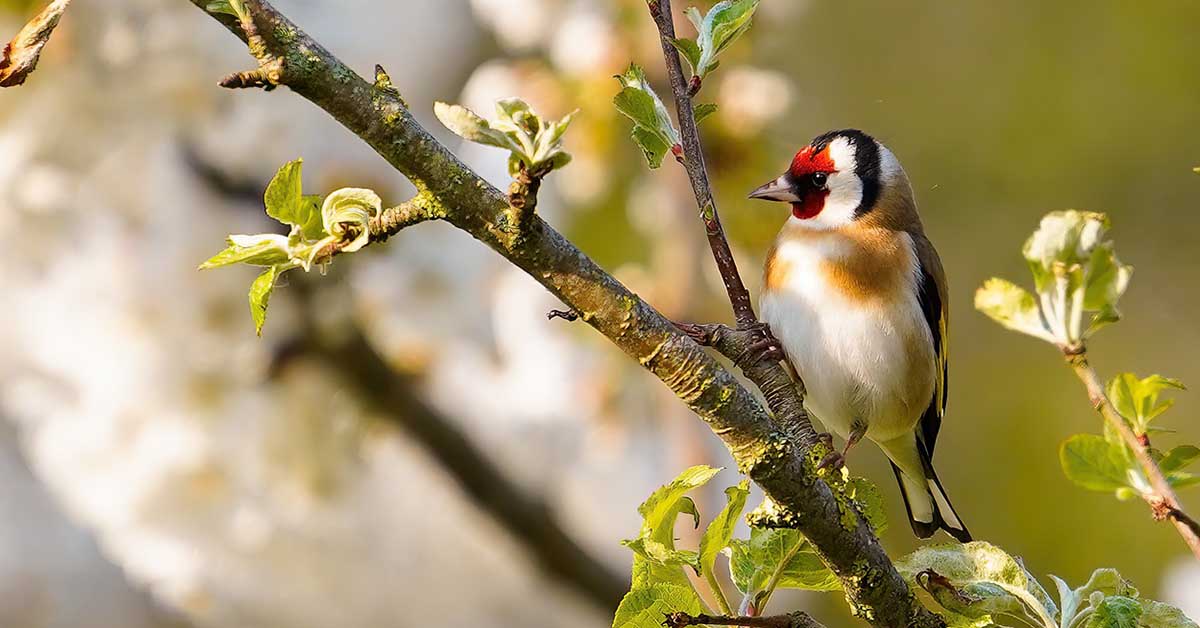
[[1053, 569, 1139, 628], [689, 0, 761, 79], [846, 476, 888, 533], [436, 99, 574, 175], [199, 234, 291, 269], [249, 265, 279, 336], [670, 38, 702, 76], [729, 528, 839, 595], [693, 103, 718, 124], [895, 541, 1059, 628], [1060, 434, 1136, 493], [612, 583, 704, 628], [1139, 600, 1200, 628], [206, 0, 245, 19], [1106, 373, 1185, 433], [1086, 596, 1142, 628], [613, 63, 680, 169], [263, 160, 326, 240], [321, 187, 381, 254], [1159, 445, 1200, 474], [974, 277, 1055, 342], [1082, 243, 1132, 314], [1022, 210, 1111, 290], [433, 102, 522, 152], [1168, 472, 1200, 490], [698, 481, 748, 578], [625, 466, 721, 588]]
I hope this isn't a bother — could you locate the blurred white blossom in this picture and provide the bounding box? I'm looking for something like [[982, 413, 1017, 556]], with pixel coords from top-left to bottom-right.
[[717, 66, 792, 137]]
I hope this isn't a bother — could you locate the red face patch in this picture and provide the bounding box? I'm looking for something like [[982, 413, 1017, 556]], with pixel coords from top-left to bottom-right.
[[787, 145, 835, 220]]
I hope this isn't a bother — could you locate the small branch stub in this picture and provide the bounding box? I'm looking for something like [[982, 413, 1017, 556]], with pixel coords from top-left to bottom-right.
[[547, 308, 580, 322]]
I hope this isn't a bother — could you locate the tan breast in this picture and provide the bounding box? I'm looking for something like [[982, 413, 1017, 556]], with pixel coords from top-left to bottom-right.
[[764, 221, 914, 306]]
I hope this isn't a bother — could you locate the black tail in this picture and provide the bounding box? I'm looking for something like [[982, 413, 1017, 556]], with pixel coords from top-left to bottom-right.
[[891, 442, 972, 542]]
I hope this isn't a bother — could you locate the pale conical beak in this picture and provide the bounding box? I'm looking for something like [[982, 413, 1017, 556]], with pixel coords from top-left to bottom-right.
[[748, 174, 801, 202]]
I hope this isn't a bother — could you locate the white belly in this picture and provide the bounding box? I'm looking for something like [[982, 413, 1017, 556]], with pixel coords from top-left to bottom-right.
[[760, 233, 935, 442]]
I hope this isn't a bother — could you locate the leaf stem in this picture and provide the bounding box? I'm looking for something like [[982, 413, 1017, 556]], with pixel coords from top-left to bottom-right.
[[755, 538, 804, 613], [705, 568, 734, 616], [1065, 350, 1200, 559]]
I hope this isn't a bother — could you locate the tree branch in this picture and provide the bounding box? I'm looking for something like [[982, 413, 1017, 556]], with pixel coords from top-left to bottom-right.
[[280, 326, 629, 613], [1065, 350, 1200, 559], [664, 611, 827, 628], [186, 2, 943, 625], [647, 0, 819, 454]]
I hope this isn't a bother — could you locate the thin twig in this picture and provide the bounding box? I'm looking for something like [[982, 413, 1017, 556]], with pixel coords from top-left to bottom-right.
[[1065, 350, 1200, 560], [663, 611, 826, 628], [647, 0, 819, 450]]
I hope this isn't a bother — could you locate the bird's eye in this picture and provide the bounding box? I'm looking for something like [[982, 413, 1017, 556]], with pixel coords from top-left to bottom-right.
[[811, 172, 828, 188]]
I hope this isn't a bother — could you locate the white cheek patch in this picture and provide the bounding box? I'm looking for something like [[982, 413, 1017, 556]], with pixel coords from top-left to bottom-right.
[[792, 136, 863, 230]]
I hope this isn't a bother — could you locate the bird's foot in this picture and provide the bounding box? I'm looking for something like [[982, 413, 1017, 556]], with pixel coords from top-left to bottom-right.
[[737, 321, 785, 367], [815, 432, 844, 471], [674, 321, 718, 345]]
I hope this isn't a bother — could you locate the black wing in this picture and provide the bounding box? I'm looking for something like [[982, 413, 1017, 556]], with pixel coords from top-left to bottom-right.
[[915, 243, 948, 457]]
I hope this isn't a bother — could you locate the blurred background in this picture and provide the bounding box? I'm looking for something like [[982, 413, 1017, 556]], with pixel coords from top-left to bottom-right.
[[1, 1, 1198, 627]]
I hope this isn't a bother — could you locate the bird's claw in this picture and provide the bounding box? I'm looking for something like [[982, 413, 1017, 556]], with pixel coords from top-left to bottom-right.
[[815, 432, 846, 472], [817, 451, 846, 472], [739, 321, 784, 366]]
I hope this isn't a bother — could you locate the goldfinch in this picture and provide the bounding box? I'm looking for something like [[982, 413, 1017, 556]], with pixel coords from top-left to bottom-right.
[[749, 129, 970, 542]]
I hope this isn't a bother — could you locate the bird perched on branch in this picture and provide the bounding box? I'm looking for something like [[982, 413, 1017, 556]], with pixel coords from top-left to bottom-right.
[[749, 129, 970, 542]]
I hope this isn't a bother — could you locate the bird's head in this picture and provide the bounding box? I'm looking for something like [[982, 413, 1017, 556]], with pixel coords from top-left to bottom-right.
[[749, 129, 907, 230]]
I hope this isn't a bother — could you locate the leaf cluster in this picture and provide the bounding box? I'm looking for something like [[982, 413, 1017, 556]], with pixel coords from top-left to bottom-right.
[[1061, 373, 1195, 498], [434, 98, 575, 176], [895, 542, 1195, 628], [670, 0, 760, 83], [199, 159, 381, 335], [975, 211, 1132, 349], [614, 466, 885, 626]]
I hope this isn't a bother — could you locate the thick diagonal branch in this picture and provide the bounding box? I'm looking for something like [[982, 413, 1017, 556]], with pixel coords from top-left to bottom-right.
[[186, 2, 942, 626]]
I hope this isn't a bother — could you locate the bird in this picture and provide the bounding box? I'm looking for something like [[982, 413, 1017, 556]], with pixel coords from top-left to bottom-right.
[[748, 129, 971, 542]]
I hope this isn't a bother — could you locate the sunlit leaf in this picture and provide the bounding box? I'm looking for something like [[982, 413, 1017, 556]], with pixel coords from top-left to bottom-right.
[[1085, 596, 1142, 628], [693, 102, 718, 124], [1140, 599, 1200, 628], [1060, 434, 1135, 493], [264, 159, 326, 240], [669, 37, 702, 76], [434, 102, 521, 152], [199, 234, 291, 269], [612, 583, 704, 628], [1053, 568, 1139, 628], [895, 541, 1058, 628], [698, 481, 748, 578], [1106, 373, 1186, 434], [684, 0, 760, 79], [625, 466, 721, 588], [613, 63, 680, 168], [846, 476, 888, 533], [729, 528, 839, 595], [1159, 445, 1200, 474], [249, 265, 279, 336], [974, 277, 1054, 342], [321, 187, 381, 254]]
